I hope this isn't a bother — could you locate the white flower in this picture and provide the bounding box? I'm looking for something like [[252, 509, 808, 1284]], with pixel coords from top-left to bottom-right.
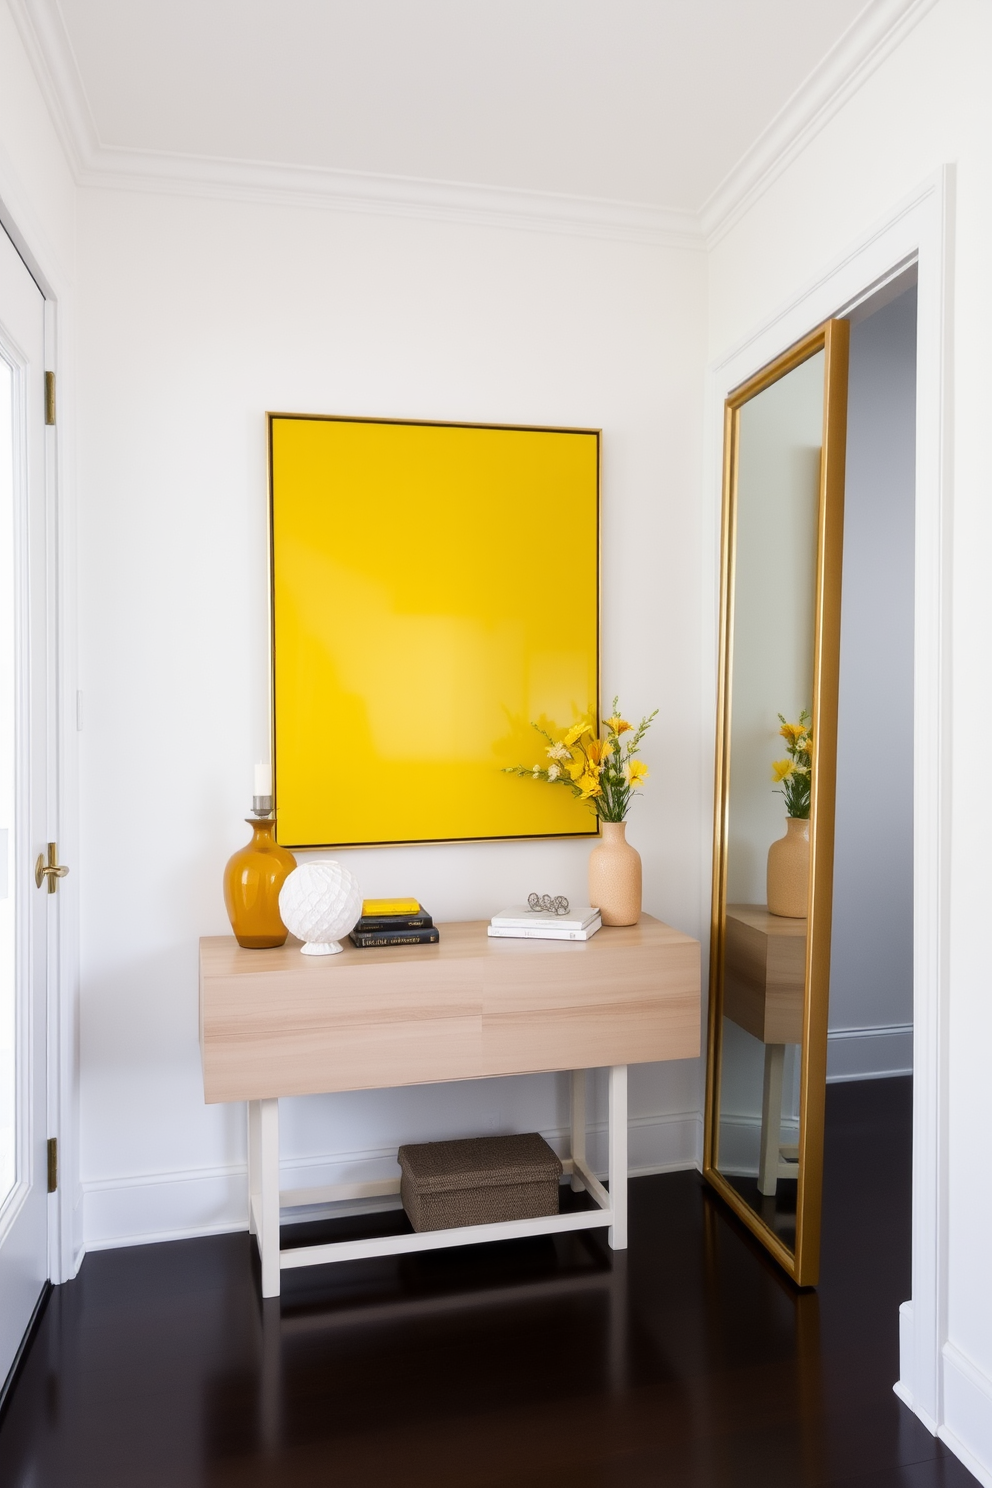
[[546, 742, 570, 761], [547, 763, 561, 781], [532, 764, 542, 776]]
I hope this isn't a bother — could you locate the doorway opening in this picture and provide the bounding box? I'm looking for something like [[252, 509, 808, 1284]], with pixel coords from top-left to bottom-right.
[[824, 274, 917, 1264]]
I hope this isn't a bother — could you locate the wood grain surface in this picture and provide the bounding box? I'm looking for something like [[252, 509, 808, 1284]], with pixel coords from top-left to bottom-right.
[[723, 903, 806, 1045], [199, 915, 700, 1102]]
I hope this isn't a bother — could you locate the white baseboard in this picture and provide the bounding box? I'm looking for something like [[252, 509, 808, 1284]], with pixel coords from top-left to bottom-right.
[[82, 1163, 250, 1251], [894, 1300, 927, 1422], [939, 1342, 992, 1488], [81, 1108, 702, 1253], [826, 1022, 913, 1083], [714, 1112, 800, 1178]]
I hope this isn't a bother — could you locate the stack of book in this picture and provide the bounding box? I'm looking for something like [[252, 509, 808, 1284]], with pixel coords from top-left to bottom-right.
[[349, 898, 439, 949], [487, 905, 602, 942]]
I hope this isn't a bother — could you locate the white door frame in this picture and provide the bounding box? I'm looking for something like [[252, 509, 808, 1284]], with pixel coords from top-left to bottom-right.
[[702, 167, 953, 1436], [0, 186, 79, 1290]]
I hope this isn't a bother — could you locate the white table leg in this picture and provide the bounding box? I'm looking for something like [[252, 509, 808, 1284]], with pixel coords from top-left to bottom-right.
[[758, 1044, 786, 1197], [570, 1070, 587, 1192], [258, 1097, 281, 1298], [608, 1064, 628, 1250]]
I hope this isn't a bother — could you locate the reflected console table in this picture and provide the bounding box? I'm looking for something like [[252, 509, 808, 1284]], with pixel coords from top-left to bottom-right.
[[199, 915, 700, 1297], [723, 904, 806, 1196]]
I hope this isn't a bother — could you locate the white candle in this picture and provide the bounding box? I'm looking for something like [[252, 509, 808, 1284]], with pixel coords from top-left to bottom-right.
[[254, 760, 272, 797]]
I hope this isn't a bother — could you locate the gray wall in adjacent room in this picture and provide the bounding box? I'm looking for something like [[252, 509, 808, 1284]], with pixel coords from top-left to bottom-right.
[[828, 285, 916, 1081]]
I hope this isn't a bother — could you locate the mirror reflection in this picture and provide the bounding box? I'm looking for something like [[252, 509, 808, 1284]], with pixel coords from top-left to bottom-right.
[[715, 349, 826, 1255]]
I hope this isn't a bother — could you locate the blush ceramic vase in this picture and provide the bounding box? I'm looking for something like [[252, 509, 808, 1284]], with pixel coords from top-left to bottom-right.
[[588, 820, 642, 926], [766, 816, 810, 918], [224, 818, 297, 948]]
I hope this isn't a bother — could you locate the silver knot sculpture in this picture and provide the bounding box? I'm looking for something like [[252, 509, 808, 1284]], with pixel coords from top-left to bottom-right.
[[528, 893, 570, 916]]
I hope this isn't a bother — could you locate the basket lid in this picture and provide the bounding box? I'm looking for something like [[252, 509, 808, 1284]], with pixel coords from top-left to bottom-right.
[[397, 1132, 562, 1194]]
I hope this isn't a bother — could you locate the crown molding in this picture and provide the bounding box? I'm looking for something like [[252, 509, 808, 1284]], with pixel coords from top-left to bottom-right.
[[700, 0, 941, 247], [6, 0, 96, 177], [7, 0, 701, 249], [9, 0, 938, 254], [73, 147, 703, 249]]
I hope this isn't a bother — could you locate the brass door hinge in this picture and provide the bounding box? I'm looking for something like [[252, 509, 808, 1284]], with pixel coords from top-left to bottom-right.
[[47, 1137, 57, 1193], [44, 371, 55, 425], [35, 842, 68, 893]]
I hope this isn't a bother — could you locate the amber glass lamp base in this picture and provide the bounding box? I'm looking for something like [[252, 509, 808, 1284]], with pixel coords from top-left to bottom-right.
[[224, 818, 297, 949]]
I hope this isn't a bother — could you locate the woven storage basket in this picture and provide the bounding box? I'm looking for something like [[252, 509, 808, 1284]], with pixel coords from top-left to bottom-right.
[[398, 1132, 563, 1232]]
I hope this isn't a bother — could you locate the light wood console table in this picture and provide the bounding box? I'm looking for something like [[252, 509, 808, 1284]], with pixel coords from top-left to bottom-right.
[[199, 915, 700, 1296]]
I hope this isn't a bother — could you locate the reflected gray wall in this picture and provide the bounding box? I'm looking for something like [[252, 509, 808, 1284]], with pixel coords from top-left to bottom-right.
[[828, 287, 916, 1079], [726, 351, 823, 904]]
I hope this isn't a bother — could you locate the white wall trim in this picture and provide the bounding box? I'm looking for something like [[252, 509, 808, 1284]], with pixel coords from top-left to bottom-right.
[[10, 0, 936, 252], [81, 1108, 701, 1252], [5, 0, 99, 181], [72, 156, 701, 250], [704, 167, 953, 1444], [894, 1302, 932, 1425], [0, 113, 79, 1287], [940, 1343, 992, 1488], [700, 0, 940, 246], [826, 1022, 913, 1083]]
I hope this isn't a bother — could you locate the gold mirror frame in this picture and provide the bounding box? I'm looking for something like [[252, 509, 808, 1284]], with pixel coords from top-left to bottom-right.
[[703, 319, 850, 1287]]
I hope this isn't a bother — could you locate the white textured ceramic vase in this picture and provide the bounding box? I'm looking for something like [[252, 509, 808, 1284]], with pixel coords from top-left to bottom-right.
[[278, 861, 363, 955]]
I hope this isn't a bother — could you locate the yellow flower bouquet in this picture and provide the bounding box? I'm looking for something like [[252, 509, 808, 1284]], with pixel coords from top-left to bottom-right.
[[772, 710, 812, 819], [504, 696, 658, 823]]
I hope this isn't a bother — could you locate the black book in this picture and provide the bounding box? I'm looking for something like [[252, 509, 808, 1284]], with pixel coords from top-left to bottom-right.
[[349, 926, 440, 949], [353, 910, 434, 933]]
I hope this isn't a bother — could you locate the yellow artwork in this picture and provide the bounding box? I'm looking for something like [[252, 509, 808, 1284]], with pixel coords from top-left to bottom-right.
[[269, 414, 600, 848]]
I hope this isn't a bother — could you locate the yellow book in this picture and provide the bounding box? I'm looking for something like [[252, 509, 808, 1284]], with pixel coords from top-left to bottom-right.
[[362, 897, 420, 917]]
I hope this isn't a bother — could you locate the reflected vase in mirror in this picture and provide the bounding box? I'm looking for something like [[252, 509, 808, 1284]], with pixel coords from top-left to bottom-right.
[[767, 817, 810, 918]]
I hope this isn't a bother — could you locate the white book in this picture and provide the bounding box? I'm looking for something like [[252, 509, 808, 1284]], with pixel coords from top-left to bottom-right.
[[487, 916, 602, 943], [490, 904, 600, 931]]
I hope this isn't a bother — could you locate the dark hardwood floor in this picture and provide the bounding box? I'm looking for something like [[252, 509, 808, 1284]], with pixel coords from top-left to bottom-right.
[[0, 1077, 977, 1486]]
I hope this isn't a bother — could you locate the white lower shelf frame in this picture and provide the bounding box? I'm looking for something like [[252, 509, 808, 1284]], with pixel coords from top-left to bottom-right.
[[247, 1065, 628, 1298]]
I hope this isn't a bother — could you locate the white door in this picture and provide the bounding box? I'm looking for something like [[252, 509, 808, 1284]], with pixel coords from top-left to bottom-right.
[[0, 223, 54, 1387]]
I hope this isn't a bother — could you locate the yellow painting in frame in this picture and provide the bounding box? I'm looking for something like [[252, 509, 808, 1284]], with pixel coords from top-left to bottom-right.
[[269, 414, 600, 848]]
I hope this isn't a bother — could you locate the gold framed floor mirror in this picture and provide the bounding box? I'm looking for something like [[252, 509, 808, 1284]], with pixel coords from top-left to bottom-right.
[[703, 318, 850, 1287]]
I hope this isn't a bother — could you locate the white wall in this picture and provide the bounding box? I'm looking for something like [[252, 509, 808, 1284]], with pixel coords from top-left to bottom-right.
[[828, 286, 916, 1083], [708, 0, 992, 1476], [73, 186, 708, 1249]]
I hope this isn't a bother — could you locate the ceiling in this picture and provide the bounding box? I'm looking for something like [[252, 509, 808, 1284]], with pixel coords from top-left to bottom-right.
[[51, 0, 875, 212]]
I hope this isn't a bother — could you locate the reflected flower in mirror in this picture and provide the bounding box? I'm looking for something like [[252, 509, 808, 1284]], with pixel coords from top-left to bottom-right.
[[771, 710, 812, 820], [768, 710, 812, 918]]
